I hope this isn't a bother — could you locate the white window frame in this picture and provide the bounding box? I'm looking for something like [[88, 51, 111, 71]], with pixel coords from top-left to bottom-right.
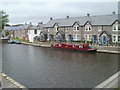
[[76, 34, 80, 40], [65, 34, 68, 41], [85, 25, 92, 31], [118, 35, 120, 43], [113, 22, 118, 31], [98, 26, 102, 31], [65, 27, 69, 32], [48, 28, 50, 32], [73, 34, 76, 40], [73, 24, 79, 31], [112, 34, 118, 42], [85, 34, 91, 41], [54, 25, 58, 32]]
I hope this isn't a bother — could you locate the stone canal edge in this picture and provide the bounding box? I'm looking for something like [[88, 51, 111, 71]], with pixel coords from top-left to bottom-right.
[[21, 42, 120, 54], [0, 72, 28, 89], [0, 71, 119, 88], [94, 71, 120, 89]]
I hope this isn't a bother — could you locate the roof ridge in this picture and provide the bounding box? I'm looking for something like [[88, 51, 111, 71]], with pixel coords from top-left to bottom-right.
[[52, 14, 118, 21]]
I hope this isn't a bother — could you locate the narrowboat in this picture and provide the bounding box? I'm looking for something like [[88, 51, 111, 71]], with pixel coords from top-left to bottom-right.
[[51, 43, 97, 52], [8, 40, 21, 44]]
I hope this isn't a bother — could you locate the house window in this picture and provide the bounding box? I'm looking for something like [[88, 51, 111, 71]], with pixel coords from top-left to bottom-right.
[[77, 27, 79, 30], [73, 27, 76, 31], [55, 26, 58, 32], [113, 36, 116, 42], [29, 30, 31, 34], [65, 35, 68, 40], [118, 24, 120, 30], [65, 27, 69, 32], [85, 25, 92, 31], [48, 28, 50, 32], [76, 35, 80, 40], [118, 36, 120, 42], [34, 29, 37, 34], [73, 34, 80, 41], [73, 26, 79, 31], [73, 35, 76, 40], [113, 24, 118, 31], [98, 26, 102, 31], [85, 34, 91, 41]]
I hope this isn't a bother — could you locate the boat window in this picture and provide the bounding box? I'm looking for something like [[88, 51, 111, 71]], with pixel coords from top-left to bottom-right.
[[59, 44, 62, 47], [73, 45, 76, 47], [86, 46, 92, 49], [79, 45, 83, 48]]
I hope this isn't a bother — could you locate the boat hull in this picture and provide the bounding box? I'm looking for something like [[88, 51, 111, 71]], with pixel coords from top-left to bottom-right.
[[51, 46, 97, 52]]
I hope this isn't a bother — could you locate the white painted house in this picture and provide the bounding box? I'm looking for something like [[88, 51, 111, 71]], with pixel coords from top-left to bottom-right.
[[28, 22, 44, 42]]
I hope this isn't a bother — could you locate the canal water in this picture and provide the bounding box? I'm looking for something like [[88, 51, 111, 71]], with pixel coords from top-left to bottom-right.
[[2, 44, 119, 88]]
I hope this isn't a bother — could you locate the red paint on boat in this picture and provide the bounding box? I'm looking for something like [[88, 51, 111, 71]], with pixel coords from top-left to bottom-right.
[[51, 43, 97, 52]]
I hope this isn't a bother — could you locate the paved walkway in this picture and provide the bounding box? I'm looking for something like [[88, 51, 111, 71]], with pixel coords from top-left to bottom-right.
[[94, 71, 120, 89], [0, 73, 28, 89]]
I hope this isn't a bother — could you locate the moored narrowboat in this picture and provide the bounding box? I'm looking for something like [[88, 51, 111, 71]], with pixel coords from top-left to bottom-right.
[[51, 43, 97, 52]]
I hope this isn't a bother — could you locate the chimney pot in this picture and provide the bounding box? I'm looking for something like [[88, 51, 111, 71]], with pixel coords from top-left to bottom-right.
[[87, 13, 90, 17], [112, 12, 115, 15], [30, 22, 32, 25], [66, 16, 69, 18], [50, 17, 53, 20]]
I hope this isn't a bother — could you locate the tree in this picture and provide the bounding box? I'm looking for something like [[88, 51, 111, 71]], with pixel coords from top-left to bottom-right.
[[0, 10, 9, 30]]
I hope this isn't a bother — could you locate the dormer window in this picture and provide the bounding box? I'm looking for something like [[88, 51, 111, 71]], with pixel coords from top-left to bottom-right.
[[34, 29, 37, 34], [77, 27, 79, 30], [73, 23, 80, 31], [73, 26, 79, 31], [98, 26, 102, 31], [85, 24, 92, 31], [113, 22, 118, 31], [48, 28, 50, 32], [118, 24, 120, 30], [54, 25, 58, 32]]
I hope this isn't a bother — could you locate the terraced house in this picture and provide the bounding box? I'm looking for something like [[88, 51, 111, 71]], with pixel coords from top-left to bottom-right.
[[4, 23, 33, 40], [44, 12, 120, 45]]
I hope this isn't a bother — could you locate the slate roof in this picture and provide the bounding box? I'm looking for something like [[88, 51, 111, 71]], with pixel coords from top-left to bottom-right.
[[4, 24, 31, 31], [44, 14, 118, 28], [40, 30, 47, 35], [28, 24, 45, 30], [28, 26, 40, 30]]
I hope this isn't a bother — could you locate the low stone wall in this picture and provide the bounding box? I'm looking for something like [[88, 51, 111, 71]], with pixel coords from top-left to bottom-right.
[[91, 45, 119, 51], [94, 71, 120, 88]]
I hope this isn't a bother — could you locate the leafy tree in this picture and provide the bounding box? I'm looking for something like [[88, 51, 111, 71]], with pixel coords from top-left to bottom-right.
[[0, 10, 9, 30]]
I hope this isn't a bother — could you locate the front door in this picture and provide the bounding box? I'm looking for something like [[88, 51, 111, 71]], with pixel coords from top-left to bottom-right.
[[58, 35, 61, 42], [69, 35, 72, 42], [93, 35, 97, 43], [103, 35, 107, 44]]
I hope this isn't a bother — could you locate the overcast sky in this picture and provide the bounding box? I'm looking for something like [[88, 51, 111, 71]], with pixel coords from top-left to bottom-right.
[[0, 0, 119, 25]]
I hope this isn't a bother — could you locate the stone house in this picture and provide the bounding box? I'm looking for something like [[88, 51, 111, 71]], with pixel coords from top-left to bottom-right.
[[4, 24, 33, 40], [43, 12, 120, 45], [28, 22, 45, 42]]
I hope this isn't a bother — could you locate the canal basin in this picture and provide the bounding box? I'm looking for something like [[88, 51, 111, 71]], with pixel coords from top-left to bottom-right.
[[2, 44, 119, 88]]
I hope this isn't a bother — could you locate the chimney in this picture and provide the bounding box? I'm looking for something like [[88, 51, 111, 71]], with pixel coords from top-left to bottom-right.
[[112, 12, 115, 15], [87, 13, 90, 17], [66, 16, 69, 18], [50, 17, 53, 20], [38, 22, 43, 24], [38, 22, 43, 26], [30, 22, 32, 25]]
